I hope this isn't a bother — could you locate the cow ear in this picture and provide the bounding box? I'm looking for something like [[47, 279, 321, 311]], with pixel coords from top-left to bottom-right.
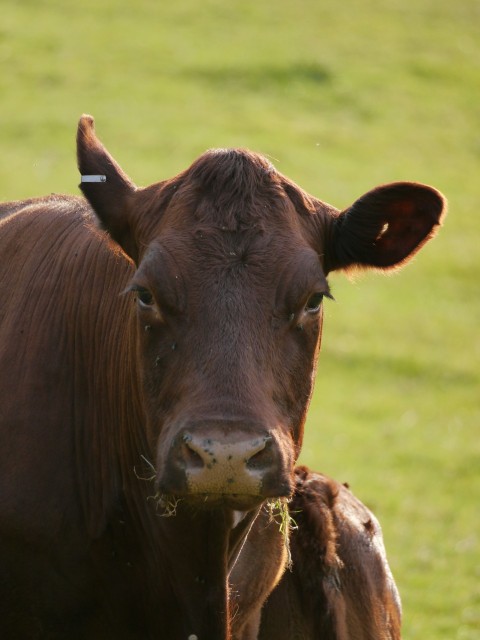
[[326, 182, 447, 272], [77, 115, 139, 260]]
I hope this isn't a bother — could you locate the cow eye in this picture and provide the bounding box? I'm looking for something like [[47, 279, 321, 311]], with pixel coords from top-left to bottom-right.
[[136, 288, 154, 307], [305, 293, 324, 313]]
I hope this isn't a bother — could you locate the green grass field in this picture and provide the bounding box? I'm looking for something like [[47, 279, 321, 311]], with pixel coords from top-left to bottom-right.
[[1, 1, 478, 637]]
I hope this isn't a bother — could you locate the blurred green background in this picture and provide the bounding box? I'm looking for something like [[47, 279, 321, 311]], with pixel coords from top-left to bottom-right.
[[1, 1, 478, 637]]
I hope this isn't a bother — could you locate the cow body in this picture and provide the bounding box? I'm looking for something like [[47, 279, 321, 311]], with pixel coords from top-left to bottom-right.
[[260, 468, 402, 640], [0, 117, 445, 639]]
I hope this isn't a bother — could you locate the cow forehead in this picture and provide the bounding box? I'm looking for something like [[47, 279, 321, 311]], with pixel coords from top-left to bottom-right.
[[137, 224, 322, 290], [134, 148, 328, 297], [146, 197, 312, 270]]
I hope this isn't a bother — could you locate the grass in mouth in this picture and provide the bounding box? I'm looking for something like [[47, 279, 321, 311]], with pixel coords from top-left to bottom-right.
[[265, 498, 298, 568], [134, 455, 182, 517]]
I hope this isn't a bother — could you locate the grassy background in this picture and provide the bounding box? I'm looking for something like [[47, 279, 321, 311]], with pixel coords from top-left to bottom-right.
[[1, 0, 478, 637]]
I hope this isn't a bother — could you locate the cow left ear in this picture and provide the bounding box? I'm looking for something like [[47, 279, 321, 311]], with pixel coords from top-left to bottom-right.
[[326, 182, 447, 272], [77, 114, 139, 260]]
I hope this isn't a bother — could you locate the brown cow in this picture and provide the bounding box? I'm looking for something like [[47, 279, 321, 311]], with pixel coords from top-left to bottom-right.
[[259, 468, 402, 639], [0, 116, 445, 639]]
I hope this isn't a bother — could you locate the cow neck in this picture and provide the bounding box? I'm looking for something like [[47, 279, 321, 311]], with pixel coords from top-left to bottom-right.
[[73, 253, 148, 539], [127, 500, 262, 640]]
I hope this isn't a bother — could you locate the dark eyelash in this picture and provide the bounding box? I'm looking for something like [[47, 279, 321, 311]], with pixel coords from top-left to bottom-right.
[[129, 285, 154, 306]]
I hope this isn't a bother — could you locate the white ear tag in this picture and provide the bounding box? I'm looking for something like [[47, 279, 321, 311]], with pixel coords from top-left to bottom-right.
[[81, 175, 107, 183]]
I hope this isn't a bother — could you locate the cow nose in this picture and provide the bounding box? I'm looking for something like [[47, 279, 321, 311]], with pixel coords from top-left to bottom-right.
[[183, 433, 269, 470], [158, 428, 291, 500], [182, 432, 273, 495]]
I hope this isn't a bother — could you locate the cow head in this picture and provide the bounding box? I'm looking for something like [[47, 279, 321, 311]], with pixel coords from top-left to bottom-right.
[[77, 115, 446, 510]]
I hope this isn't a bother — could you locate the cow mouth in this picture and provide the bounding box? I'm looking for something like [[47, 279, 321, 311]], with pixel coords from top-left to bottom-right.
[[152, 489, 291, 513], [154, 474, 292, 512], [192, 493, 265, 511], [175, 492, 268, 512]]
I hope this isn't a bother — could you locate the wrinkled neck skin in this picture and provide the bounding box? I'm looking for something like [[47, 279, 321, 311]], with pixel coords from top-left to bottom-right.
[[152, 506, 233, 640], [155, 506, 258, 640]]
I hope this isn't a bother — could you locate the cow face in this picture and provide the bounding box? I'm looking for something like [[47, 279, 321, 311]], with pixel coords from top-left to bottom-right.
[[77, 115, 446, 509], [124, 178, 331, 508]]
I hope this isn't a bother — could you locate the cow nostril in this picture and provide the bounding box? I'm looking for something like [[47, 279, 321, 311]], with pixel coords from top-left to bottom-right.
[[184, 444, 204, 469], [182, 435, 219, 470], [246, 436, 273, 471], [182, 439, 207, 470]]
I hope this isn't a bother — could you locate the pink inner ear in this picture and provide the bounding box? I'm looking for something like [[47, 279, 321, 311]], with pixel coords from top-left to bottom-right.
[[374, 200, 437, 265], [329, 182, 446, 272], [389, 200, 417, 217]]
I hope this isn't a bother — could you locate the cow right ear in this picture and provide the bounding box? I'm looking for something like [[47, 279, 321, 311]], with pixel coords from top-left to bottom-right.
[[324, 182, 446, 273], [77, 115, 139, 261]]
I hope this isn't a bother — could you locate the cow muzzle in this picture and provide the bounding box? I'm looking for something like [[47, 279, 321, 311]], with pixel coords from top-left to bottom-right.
[[156, 422, 292, 508]]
